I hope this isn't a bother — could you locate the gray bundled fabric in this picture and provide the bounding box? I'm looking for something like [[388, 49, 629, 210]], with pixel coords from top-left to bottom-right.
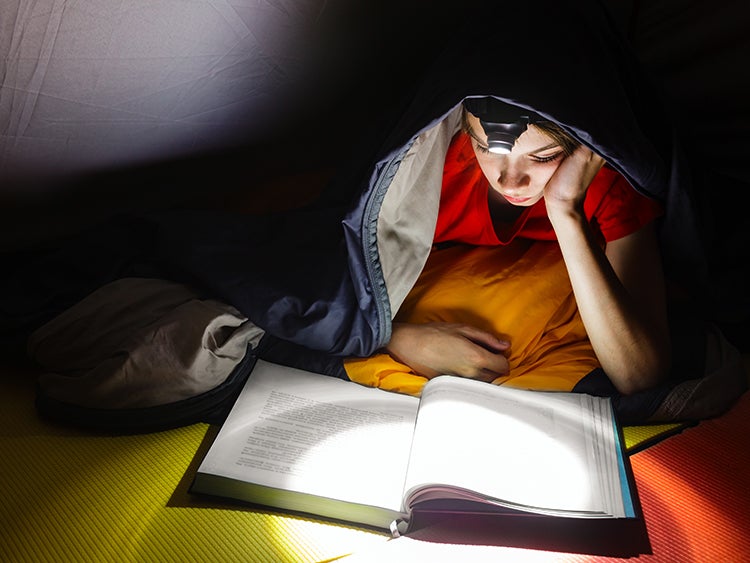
[[29, 278, 263, 410], [648, 324, 747, 422]]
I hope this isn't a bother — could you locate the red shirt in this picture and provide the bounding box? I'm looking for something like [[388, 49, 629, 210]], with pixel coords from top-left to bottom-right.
[[434, 132, 664, 245]]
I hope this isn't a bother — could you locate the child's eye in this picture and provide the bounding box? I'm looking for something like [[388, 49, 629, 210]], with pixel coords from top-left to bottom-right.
[[475, 143, 491, 154], [531, 152, 563, 164]]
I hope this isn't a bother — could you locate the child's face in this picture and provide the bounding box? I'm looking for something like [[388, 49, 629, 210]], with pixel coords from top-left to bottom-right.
[[465, 113, 565, 207]]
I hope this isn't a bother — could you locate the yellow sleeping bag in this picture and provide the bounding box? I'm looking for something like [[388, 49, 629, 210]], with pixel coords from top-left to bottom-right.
[[345, 239, 600, 395]]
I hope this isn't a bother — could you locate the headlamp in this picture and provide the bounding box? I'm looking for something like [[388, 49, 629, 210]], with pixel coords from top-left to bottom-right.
[[464, 98, 545, 154]]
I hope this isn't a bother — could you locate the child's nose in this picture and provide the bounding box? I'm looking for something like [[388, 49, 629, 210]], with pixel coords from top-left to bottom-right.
[[497, 163, 530, 189]]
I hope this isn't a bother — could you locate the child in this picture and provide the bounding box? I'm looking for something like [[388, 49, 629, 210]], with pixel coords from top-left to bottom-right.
[[346, 98, 670, 396]]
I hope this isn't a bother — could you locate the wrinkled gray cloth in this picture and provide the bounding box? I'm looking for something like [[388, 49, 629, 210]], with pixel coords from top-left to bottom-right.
[[648, 324, 748, 422], [29, 278, 264, 409]]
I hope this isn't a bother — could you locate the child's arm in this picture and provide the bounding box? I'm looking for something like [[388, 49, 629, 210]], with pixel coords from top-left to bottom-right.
[[545, 147, 671, 394], [385, 322, 510, 381]]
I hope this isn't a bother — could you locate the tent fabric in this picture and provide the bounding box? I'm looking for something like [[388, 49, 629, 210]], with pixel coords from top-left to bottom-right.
[[0, 0, 325, 188]]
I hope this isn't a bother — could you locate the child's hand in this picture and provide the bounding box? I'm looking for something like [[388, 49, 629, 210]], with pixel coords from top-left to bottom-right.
[[385, 322, 510, 382], [543, 145, 605, 217]]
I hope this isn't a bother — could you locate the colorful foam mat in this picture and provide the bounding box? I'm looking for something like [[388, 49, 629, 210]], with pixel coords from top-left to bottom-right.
[[1, 363, 748, 562]]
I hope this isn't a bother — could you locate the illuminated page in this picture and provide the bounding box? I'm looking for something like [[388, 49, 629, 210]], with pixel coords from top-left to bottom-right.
[[195, 360, 419, 516], [402, 376, 624, 517]]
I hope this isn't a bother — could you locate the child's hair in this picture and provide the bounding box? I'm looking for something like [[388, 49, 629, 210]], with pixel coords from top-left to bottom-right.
[[533, 121, 580, 156]]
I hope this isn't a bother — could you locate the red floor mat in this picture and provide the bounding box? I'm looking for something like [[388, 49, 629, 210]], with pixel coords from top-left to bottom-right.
[[625, 391, 750, 561]]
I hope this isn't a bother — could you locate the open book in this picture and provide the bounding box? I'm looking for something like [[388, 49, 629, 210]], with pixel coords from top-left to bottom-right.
[[190, 359, 639, 538]]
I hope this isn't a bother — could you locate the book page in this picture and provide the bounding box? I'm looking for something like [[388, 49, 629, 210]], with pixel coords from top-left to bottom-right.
[[403, 376, 621, 516], [197, 360, 419, 513]]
